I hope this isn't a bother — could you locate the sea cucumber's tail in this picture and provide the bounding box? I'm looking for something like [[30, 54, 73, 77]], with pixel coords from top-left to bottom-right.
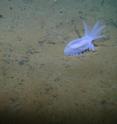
[[83, 21, 105, 40], [83, 21, 91, 36], [89, 21, 105, 40]]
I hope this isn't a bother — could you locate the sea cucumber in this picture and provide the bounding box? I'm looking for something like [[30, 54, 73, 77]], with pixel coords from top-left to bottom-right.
[[64, 21, 105, 56]]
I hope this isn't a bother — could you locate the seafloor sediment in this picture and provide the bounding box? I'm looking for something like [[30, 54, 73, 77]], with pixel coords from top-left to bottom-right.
[[0, 0, 117, 123]]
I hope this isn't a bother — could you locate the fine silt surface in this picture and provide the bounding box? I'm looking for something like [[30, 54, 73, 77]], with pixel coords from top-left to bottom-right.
[[0, 0, 117, 124]]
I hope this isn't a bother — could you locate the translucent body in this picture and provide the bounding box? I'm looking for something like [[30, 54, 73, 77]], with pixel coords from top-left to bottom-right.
[[64, 21, 105, 56]]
